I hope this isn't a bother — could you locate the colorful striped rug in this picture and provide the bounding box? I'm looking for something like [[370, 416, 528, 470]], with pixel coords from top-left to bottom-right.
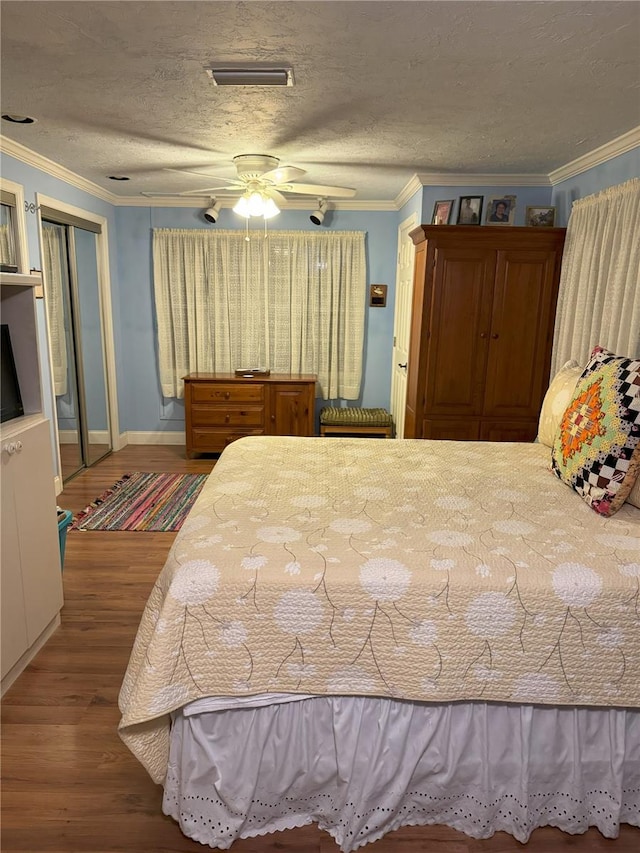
[[70, 472, 208, 532]]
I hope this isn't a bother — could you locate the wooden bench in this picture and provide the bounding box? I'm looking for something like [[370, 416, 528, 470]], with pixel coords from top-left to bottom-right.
[[319, 407, 393, 438]]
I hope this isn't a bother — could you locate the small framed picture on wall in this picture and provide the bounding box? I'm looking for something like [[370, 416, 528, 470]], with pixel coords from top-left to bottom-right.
[[526, 206, 556, 227], [485, 195, 516, 225], [431, 199, 454, 225], [456, 196, 483, 225]]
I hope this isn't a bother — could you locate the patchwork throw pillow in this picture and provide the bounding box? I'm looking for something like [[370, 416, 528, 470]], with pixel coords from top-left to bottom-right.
[[537, 359, 583, 448], [550, 346, 640, 517]]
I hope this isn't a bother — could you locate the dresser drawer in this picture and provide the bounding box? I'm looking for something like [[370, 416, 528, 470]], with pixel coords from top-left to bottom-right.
[[189, 428, 264, 453], [190, 406, 264, 428], [183, 373, 316, 458], [189, 383, 264, 404]]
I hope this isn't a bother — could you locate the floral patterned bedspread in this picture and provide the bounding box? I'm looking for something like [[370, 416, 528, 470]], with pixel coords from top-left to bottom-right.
[[118, 436, 640, 782]]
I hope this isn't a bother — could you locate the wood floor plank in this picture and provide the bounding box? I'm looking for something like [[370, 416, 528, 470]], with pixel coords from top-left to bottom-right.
[[1, 445, 637, 852]]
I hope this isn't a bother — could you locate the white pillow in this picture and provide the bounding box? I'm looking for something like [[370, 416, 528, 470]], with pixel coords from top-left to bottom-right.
[[537, 360, 583, 448], [628, 477, 640, 509]]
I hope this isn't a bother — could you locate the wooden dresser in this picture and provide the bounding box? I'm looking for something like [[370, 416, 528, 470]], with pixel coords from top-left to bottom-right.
[[183, 373, 317, 457]]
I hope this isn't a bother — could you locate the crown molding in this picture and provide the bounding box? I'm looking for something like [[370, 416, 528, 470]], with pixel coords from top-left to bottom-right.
[[395, 172, 551, 209], [0, 135, 117, 204], [123, 195, 397, 211], [395, 175, 423, 209], [416, 172, 551, 187], [548, 126, 640, 185]]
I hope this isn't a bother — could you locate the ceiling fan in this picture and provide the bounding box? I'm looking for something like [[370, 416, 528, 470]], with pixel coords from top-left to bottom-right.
[[141, 154, 357, 215]]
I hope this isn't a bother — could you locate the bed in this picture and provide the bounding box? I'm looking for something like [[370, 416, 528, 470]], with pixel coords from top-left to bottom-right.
[[118, 432, 640, 850]]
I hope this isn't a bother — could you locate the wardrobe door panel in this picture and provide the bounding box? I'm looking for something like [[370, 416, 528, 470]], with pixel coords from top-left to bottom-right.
[[424, 248, 494, 417], [483, 249, 559, 420]]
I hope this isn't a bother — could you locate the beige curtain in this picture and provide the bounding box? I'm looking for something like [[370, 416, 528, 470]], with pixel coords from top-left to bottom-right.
[[41, 225, 68, 396], [551, 177, 640, 374], [153, 229, 366, 399]]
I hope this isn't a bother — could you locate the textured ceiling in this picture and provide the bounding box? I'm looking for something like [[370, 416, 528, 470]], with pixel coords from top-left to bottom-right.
[[1, 1, 639, 202]]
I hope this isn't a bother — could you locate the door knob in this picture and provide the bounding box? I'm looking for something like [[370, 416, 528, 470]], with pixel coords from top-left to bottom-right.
[[480, 332, 487, 338], [491, 333, 499, 339], [398, 363, 407, 369]]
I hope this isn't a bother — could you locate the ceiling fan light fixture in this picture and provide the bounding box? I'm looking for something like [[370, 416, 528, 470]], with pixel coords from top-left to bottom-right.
[[205, 65, 294, 87], [233, 191, 280, 220], [262, 197, 280, 219], [233, 195, 252, 218], [247, 191, 266, 217]]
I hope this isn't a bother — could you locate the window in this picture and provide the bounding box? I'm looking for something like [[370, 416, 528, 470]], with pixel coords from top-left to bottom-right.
[[153, 229, 367, 400]]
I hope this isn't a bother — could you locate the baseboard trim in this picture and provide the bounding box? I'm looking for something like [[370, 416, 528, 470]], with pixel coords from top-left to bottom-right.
[[120, 431, 185, 446], [1, 614, 61, 697]]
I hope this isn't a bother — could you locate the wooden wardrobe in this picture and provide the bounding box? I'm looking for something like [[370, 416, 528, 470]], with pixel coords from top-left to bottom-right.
[[404, 225, 566, 442]]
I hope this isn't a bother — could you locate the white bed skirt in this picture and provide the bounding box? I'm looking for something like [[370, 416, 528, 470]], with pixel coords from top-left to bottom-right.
[[163, 696, 640, 851]]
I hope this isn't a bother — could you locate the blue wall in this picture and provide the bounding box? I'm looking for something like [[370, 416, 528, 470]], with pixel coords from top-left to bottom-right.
[[420, 185, 553, 227], [115, 205, 399, 434], [551, 147, 640, 223], [2, 144, 637, 442]]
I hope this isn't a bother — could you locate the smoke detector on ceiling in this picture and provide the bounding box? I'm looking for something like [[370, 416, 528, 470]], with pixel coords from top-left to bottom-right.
[[205, 64, 294, 87]]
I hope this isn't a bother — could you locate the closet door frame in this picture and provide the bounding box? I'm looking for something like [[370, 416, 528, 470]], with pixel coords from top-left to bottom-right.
[[36, 195, 121, 493]]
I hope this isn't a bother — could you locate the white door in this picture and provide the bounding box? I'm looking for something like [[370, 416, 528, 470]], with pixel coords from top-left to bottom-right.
[[390, 213, 417, 438]]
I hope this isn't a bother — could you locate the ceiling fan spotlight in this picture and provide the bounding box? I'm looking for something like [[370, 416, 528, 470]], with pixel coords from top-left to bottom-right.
[[310, 199, 328, 226], [203, 198, 222, 223]]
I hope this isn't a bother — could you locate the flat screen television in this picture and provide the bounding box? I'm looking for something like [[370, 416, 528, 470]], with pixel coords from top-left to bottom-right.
[[1, 323, 24, 423]]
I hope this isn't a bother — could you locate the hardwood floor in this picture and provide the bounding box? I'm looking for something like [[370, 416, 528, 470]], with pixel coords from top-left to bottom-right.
[[1, 444, 638, 852]]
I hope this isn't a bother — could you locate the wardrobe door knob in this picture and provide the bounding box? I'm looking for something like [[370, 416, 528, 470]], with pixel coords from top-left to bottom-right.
[[491, 333, 499, 340]]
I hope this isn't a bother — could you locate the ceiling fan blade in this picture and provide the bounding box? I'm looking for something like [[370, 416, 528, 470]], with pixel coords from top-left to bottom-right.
[[177, 186, 240, 196], [163, 167, 240, 185], [261, 165, 307, 183], [141, 191, 185, 198], [264, 187, 288, 207], [283, 182, 357, 198]]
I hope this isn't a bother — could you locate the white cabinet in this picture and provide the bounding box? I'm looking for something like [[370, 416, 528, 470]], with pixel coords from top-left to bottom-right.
[[1, 272, 64, 694]]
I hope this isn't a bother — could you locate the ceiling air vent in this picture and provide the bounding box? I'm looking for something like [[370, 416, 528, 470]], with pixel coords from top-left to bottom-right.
[[205, 64, 294, 87]]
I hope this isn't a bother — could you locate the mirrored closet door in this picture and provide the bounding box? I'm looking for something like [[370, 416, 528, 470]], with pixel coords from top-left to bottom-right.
[[41, 214, 111, 482]]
